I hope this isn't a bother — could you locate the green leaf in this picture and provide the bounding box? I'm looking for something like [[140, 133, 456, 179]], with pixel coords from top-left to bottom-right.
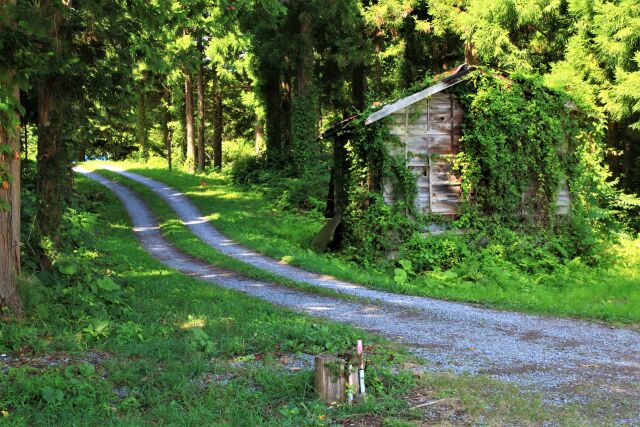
[[57, 260, 77, 275], [233, 354, 255, 363], [79, 363, 95, 377], [41, 386, 64, 404], [95, 277, 120, 291], [393, 268, 408, 285], [398, 259, 413, 272]]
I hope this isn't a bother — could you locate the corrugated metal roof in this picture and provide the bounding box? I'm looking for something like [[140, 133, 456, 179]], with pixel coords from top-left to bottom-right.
[[364, 64, 473, 125]]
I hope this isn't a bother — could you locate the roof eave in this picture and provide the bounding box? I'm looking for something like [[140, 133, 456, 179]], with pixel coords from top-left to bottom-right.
[[364, 64, 473, 125]]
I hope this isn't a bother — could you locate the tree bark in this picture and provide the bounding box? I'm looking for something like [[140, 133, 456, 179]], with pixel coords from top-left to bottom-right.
[[138, 83, 148, 159], [606, 120, 620, 179], [22, 123, 28, 160], [291, 12, 317, 166], [196, 37, 206, 171], [36, 77, 68, 256], [254, 118, 264, 155], [464, 41, 478, 65], [0, 0, 22, 315], [263, 71, 282, 161], [212, 66, 223, 169], [35, 0, 71, 267], [374, 39, 382, 96], [281, 70, 292, 154], [163, 88, 172, 170], [352, 65, 366, 111], [184, 67, 196, 173]]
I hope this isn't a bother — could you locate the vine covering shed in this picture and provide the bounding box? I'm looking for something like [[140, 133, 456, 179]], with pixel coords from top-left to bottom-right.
[[363, 64, 571, 218]]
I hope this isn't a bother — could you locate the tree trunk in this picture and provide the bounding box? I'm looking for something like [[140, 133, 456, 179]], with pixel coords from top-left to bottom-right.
[[281, 70, 292, 154], [138, 83, 148, 159], [464, 41, 478, 65], [212, 66, 223, 169], [606, 120, 620, 179], [35, 0, 71, 267], [22, 123, 28, 160], [0, 4, 22, 315], [163, 89, 172, 170], [374, 38, 382, 96], [184, 67, 196, 173], [314, 355, 359, 403], [291, 13, 317, 167], [352, 65, 366, 111], [254, 118, 264, 155], [196, 37, 206, 171], [36, 78, 68, 258], [264, 71, 282, 161], [77, 142, 85, 162]]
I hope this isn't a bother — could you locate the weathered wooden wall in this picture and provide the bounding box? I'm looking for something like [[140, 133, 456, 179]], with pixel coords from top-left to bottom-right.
[[384, 91, 462, 216], [382, 91, 571, 218]]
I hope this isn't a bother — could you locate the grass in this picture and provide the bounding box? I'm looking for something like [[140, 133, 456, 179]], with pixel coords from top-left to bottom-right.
[[84, 167, 367, 304], [83, 160, 640, 325], [1, 174, 628, 425]]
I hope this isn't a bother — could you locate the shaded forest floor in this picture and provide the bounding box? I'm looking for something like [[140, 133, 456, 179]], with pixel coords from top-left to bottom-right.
[[1, 171, 620, 426], [86, 160, 640, 326]]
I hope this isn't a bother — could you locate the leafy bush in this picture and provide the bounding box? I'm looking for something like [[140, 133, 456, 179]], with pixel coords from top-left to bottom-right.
[[230, 154, 330, 213]]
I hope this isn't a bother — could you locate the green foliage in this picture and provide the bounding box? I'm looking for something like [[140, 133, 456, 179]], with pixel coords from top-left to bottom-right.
[[1, 174, 432, 425], [230, 153, 330, 213], [342, 194, 416, 267], [454, 70, 569, 222]]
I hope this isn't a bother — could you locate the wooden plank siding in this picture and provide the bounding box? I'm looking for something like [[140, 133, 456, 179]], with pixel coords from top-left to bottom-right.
[[384, 92, 462, 216], [382, 90, 570, 218]]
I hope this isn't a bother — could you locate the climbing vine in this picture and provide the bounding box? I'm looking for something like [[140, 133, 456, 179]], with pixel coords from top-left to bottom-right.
[[450, 71, 569, 225], [0, 77, 23, 211], [338, 68, 618, 265]]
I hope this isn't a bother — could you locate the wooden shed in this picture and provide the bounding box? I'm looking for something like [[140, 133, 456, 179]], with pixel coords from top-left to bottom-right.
[[363, 64, 571, 218]]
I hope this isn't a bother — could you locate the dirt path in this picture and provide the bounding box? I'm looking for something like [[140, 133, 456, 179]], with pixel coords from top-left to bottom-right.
[[77, 166, 640, 416]]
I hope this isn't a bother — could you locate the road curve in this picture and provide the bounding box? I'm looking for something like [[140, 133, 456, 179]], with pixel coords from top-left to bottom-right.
[[76, 166, 640, 413]]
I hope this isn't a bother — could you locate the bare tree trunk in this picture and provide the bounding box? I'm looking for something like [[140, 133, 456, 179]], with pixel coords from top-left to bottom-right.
[[184, 67, 196, 173], [464, 41, 478, 65], [254, 118, 264, 155], [163, 88, 172, 170], [212, 66, 223, 169], [22, 123, 28, 160], [0, 0, 22, 315], [196, 37, 206, 171], [138, 83, 148, 159]]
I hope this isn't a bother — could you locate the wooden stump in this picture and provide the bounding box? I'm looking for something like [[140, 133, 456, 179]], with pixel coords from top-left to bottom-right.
[[314, 355, 360, 403]]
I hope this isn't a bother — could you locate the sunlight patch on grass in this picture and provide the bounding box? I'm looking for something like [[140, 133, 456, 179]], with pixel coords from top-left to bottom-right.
[[179, 316, 208, 329]]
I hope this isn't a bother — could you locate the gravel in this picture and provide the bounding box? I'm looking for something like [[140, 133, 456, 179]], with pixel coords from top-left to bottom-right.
[[77, 166, 640, 415]]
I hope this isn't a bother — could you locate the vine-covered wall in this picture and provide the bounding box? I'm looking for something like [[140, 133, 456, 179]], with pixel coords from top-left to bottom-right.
[[338, 69, 616, 264]]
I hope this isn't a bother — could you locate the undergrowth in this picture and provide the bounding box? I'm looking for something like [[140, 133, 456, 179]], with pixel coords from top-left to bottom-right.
[[2, 166, 420, 425], [1, 162, 614, 425], [89, 160, 640, 324]]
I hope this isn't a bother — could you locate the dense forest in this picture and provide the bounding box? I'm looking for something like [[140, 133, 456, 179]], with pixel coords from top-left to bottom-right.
[[1, 1, 640, 424], [2, 0, 640, 314]]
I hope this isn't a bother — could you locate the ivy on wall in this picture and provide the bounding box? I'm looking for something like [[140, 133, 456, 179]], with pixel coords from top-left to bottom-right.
[[453, 71, 567, 224], [453, 69, 613, 230], [339, 68, 618, 262]]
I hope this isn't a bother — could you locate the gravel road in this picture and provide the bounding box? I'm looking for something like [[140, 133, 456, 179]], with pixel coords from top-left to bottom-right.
[[77, 166, 640, 418]]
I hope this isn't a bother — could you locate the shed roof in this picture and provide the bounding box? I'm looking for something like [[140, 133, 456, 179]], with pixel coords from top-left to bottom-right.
[[364, 63, 473, 125]]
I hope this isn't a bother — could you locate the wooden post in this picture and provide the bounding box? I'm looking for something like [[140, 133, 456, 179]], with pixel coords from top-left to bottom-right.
[[314, 355, 359, 403]]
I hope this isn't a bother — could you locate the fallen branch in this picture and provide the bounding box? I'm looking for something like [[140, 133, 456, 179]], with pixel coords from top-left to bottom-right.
[[410, 397, 452, 409]]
